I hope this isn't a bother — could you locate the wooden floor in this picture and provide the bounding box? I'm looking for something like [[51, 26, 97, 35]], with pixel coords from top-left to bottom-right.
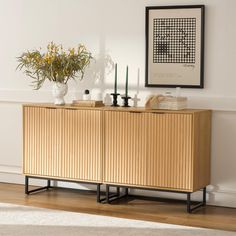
[[0, 183, 236, 232]]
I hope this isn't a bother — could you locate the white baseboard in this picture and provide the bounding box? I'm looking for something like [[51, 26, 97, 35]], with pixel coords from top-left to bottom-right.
[[0, 171, 24, 185], [0, 169, 235, 208], [207, 190, 236, 208], [0, 165, 22, 175], [0, 165, 98, 191]]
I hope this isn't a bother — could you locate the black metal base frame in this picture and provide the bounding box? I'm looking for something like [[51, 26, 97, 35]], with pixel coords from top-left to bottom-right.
[[101, 185, 129, 203], [104, 184, 207, 213], [25, 176, 104, 203], [187, 187, 206, 213], [25, 176, 206, 213], [25, 176, 51, 194]]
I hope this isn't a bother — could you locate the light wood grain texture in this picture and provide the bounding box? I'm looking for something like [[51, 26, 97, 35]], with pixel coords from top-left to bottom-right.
[[23, 106, 102, 182], [23, 106, 62, 177], [104, 110, 211, 192], [60, 108, 102, 181], [192, 110, 212, 191], [22, 103, 209, 114], [104, 111, 147, 186], [146, 113, 193, 191], [23, 104, 211, 192]]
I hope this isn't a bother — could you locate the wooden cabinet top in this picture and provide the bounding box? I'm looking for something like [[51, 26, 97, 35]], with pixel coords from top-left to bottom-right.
[[23, 103, 211, 114]]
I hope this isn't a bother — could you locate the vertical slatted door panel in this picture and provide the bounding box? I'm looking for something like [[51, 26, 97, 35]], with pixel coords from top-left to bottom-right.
[[60, 109, 102, 182], [104, 111, 147, 186], [23, 107, 62, 177], [146, 113, 193, 191]]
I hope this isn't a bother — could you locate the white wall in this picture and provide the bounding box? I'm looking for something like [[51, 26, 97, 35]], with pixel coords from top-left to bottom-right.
[[0, 0, 236, 208]]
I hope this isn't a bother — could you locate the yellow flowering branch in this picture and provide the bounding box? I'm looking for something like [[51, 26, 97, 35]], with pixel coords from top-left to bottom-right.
[[16, 42, 92, 89]]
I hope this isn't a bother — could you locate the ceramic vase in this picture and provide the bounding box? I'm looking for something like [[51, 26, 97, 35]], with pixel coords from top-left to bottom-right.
[[52, 82, 68, 105]]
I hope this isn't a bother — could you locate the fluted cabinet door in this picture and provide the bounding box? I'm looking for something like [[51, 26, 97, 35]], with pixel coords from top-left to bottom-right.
[[60, 109, 102, 182], [104, 111, 147, 186], [23, 106, 102, 182], [23, 107, 62, 177], [146, 113, 193, 191]]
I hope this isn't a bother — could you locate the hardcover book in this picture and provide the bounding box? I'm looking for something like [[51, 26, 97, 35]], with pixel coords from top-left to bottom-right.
[[72, 100, 104, 107]]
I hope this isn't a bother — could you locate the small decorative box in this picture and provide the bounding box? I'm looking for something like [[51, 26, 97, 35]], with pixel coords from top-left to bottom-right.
[[145, 95, 188, 110]]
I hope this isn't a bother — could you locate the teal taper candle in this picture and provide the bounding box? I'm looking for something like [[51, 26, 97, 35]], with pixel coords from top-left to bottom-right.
[[125, 65, 128, 97], [114, 63, 117, 94]]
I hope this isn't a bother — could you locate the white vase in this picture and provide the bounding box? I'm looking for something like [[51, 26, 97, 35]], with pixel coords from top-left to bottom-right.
[[52, 82, 68, 105]]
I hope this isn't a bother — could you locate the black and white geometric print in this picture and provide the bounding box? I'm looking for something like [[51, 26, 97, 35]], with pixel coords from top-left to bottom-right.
[[153, 18, 196, 64]]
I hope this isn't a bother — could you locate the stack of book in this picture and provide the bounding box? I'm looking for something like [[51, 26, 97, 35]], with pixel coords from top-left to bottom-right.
[[72, 100, 104, 107]]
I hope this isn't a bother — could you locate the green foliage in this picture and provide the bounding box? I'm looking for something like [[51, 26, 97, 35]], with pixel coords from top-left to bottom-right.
[[16, 42, 92, 89]]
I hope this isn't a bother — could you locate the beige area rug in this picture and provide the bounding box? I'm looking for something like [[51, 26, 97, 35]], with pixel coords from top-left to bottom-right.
[[0, 203, 235, 236]]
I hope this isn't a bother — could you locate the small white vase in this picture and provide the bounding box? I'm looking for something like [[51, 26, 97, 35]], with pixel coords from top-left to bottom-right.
[[52, 82, 68, 105]]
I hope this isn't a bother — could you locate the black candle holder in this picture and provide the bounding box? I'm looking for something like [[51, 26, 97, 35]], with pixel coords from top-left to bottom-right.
[[110, 93, 120, 107], [121, 96, 131, 107]]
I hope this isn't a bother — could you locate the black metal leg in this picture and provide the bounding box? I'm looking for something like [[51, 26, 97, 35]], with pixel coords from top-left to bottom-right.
[[125, 187, 129, 196], [106, 185, 110, 203], [203, 187, 206, 206], [104, 185, 129, 204], [25, 176, 29, 194], [97, 184, 101, 203], [25, 176, 52, 195], [187, 193, 191, 213], [99, 185, 121, 204], [117, 187, 120, 196], [186, 187, 207, 213]]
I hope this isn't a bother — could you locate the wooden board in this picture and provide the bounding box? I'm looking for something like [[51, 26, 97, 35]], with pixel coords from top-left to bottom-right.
[[22, 103, 210, 114]]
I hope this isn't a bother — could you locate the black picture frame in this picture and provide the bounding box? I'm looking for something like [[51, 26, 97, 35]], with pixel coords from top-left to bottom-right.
[[145, 5, 205, 88]]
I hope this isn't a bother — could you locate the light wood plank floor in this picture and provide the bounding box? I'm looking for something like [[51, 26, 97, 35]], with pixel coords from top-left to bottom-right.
[[0, 183, 236, 232]]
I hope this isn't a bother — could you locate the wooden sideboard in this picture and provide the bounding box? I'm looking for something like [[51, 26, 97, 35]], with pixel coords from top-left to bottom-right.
[[23, 104, 211, 212]]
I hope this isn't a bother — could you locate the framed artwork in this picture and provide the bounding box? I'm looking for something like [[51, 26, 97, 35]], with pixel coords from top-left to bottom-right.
[[145, 5, 205, 88]]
